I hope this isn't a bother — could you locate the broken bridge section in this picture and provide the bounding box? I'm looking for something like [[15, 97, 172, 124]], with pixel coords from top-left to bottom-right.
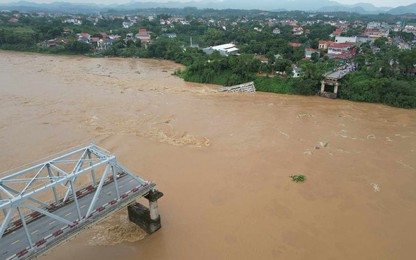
[[320, 65, 354, 99], [0, 144, 163, 259], [218, 81, 256, 93]]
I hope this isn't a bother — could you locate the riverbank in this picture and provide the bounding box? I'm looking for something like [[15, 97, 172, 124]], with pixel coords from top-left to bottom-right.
[[2, 45, 415, 108], [1, 51, 416, 260]]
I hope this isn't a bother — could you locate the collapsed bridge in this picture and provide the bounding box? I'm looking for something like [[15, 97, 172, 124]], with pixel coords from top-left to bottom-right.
[[0, 144, 163, 259]]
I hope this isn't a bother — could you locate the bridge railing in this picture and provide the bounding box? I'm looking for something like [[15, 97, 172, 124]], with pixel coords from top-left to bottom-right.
[[0, 144, 153, 258]]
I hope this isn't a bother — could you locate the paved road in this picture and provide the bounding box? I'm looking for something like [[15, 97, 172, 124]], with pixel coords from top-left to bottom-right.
[[0, 174, 146, 259], [326, 65, 354, 80]]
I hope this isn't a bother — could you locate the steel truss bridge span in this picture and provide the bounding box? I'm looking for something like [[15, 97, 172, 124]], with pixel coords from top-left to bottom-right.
[[0, 144, 156, 259]]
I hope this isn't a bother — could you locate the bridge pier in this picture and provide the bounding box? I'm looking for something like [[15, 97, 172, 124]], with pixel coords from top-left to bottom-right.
[[128, 189, 164, 234], [320, 80, 325, 93], [319, 80, 339, 99]]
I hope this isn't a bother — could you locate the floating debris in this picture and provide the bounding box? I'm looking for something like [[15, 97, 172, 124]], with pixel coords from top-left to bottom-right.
[[370, 183, 381, 192], [290, 175, 306, 183]]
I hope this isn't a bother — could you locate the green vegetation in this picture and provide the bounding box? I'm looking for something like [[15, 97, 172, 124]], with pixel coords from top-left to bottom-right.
[[0, 9, 414, 108], [341, 47, 416, 108], [290, 175, 306, 183]]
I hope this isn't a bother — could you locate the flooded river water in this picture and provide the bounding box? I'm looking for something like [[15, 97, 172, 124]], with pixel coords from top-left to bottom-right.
[[0, 51, 415, 259]]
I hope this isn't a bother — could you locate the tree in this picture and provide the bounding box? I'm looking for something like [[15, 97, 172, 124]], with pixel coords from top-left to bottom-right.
[[65, 40, 91, 54], [374, 37, 388, 48]]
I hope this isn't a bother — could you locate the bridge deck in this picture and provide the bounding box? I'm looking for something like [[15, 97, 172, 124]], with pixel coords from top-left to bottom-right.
[[1, 174, 154, 259], [0, 144, 156, 260], [324, 65, 354, 80]]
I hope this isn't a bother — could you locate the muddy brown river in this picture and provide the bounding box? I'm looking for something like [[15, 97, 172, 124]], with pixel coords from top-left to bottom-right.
[[0, 51, 415, 259]]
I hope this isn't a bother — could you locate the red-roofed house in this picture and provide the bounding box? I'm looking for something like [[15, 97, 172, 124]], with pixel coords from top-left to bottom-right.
[[289, 42, 302, 47], [326, 43, 355, 61], [318, 40, 333, 50], [292, 27, 303, 36], [305, 48, 319, 59], [135, 28, 152, 43], [91, 37, 100, 47], [330, 28, 343, 37], [364, 29, 389, 39], [328, 42, 353, 55], [79, 33, 91, 39], [259, 57, 269, 64]]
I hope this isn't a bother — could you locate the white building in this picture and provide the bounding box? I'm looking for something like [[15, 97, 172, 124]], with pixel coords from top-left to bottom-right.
[[335, 36, 357, 44], [293, 67, 302, 78], [203, 43, 239, 56]]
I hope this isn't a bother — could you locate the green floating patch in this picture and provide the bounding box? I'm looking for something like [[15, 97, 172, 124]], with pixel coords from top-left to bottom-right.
[[290, 175, 306, 183]]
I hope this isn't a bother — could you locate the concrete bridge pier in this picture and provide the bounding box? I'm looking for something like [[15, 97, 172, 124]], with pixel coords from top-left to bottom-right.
[[319, 80, 339, 99], [128, 189, 164, 234], [320, 80, 325, 93], [334, 82, 339, 95]]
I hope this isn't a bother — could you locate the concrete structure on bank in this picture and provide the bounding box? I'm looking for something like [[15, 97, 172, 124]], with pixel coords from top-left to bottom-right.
[[320, 65, 354, 99], [218, 82, 256, 92]]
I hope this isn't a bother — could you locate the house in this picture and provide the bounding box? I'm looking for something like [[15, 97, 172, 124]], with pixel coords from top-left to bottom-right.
[[46, 39, 57, 47], [289, 42, 302, 47], [328, 42, 353, 55], [160, 33, 177, 38], [90, 37, 100, 47], [108, 34, 121, 41], [364, 29, 389, 39], [318, 40, 333, 50], [98, 38, 116, 49], [357, 36, 372, 44], [8, 18, 18, 23], [273, 28, 281, 34], [62, 18, 82, 25], [293, 67, 303, 78], [305, 48, 319, 59], [78, 33, 91, 40], [259, 57, 269, 64], [367, 21, 381, 29], [122, 21, 134, 29], [43, 38, 67, 47], [203, 43, 239, 56], [335, 36, 357, 44], [77, 33, 91, 44], [326, 52, 354, 61], [330, 28, 343, 37], [391, 26, 403, 32], [326, 42, 355, 61], [78, 37, 90, 44], [292, 27, 303, 36], [63, 28, 73, 35], [135, 28, 152, 43]]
